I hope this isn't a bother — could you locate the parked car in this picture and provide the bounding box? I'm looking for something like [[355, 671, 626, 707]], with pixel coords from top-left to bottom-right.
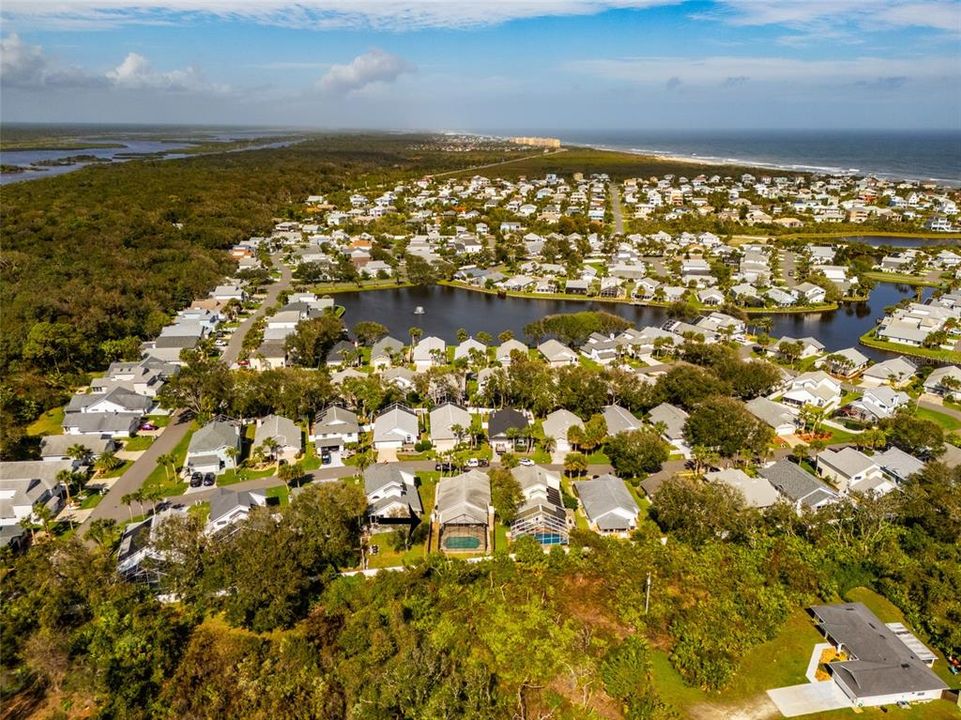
[[519, 458, 535, 466], [139, 422, 158, 431], [466, 458, 480, 468], [320, 451, 332, 465], [202, 472, 216, 487], [189, 472, 203, 488], [435, 461, 458, 472]]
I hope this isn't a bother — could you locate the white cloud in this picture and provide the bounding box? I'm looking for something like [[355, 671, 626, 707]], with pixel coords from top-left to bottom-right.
[[106, 51, 224, 92], [0, 33, 225, 92], [568, 54, 959, 86], [318, 49, 413, 94], [2, 1, 681, 31]]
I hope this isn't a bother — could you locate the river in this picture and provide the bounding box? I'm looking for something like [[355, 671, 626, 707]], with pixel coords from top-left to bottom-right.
[[336, 282, 934, 361]]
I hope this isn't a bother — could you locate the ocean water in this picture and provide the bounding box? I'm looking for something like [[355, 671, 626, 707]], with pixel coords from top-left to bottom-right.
[[529, 129, 961, 185]]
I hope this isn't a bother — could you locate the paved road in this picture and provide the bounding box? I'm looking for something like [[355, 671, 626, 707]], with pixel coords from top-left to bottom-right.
[[222, 253, 292, 366], [79, 410, 193, 530], [610, 182, 625, 235]]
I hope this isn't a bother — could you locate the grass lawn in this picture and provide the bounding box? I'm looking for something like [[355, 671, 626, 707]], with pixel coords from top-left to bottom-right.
[[144, 414, 171, 428], [217, 466, 276, 486], [99, 460, 133, 479], [494, 523, 509, 552], [366, 530, 426, 568], [27, 407, 64, 436], [79, 492, 105, 509], [586, 450, 610, 464], [122, 436, 154, 452], [188, 502, 210, 521], [265, 485, 289, 505], [914, 406, 961, 431], [824, 426, 861, 445], [142, 427, 194, 497]]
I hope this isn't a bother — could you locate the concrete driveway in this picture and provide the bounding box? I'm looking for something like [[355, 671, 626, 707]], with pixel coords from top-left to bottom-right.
[[766, 682, 850, 717]]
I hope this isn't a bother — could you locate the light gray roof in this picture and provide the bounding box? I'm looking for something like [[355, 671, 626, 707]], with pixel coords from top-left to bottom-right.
[[435, 469, 491, 525], [810, 603, 947, 698], [370, 335, 404, 358], [647, 403, 688, 439], [863, 356, 916, 380], [254, 415, 302, 451], [705, 468, 779, 508], [363, 465, 423, 515], [429, 403, 471, 442], [542, 409, 583, 441], [746, 397, 796, 430], [62, 412, 140, 434], [874, 446, 925, 482], [817, 447, 877, 479], [313, 406, 359, 435], [537, 339, 577, 362], [496, 339, 529, 361], [759, 459, 838, 509], [574, 475, 639, 530], [188, 421, 240, 455], [207, 488, 266, 526], [374, 405, 418, 444], [602, 405, 641, 435], [39, 435, 114, 458]]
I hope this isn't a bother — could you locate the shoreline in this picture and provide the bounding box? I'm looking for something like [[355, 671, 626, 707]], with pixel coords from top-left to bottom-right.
[[436, 280, 840, 315], [560, 140, 961, 187], [859, 328, 961, 364]]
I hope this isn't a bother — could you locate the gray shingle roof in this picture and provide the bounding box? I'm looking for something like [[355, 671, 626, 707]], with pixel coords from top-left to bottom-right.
[[759, 459, 837, 509], [574, 475, 639, 531]]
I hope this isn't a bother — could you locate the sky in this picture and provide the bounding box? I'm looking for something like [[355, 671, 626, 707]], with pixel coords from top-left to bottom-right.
[[1, 0, 960, 130]]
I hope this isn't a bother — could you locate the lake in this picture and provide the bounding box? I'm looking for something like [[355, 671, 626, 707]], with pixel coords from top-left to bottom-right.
[[835, 235, 961, 248], [336, 282, 933, 360]]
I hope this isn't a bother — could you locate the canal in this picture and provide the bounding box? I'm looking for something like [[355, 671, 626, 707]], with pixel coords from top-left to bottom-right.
[[336, 282, 933, 360]]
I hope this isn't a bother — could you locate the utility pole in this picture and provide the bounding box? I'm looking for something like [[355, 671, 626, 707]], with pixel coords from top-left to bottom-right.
[[644, 572, 652, 615]]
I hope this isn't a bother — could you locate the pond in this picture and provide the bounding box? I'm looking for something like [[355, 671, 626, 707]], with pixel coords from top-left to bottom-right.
[[834, 234, 960, 248], [336, 282, 933, 360]]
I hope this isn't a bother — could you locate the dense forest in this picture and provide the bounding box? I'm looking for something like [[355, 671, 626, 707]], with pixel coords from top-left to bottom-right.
[[2, 464, 958, 719], [0, 133, 515, 459]]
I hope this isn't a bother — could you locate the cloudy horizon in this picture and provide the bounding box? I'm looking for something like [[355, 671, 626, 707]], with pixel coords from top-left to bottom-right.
[[2, 1, 959, 130]]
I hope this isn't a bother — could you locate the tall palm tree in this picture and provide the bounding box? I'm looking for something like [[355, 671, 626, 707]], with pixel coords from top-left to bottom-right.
[[32, 502, 55, 538], [67, 443, 93, 466], [95, 450, 121, 477], [121, 493, 135, 521], [408, 327, 422, 362], [156, 453, 174, 483], [55, 469, 76, 506]]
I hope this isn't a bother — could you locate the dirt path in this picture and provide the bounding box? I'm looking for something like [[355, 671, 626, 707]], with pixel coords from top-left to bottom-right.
[[689, 694, 780, 720]]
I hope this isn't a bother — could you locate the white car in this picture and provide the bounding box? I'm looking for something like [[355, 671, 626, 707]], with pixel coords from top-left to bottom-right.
[[518, 458, 535, 466], [466, 458, 480, 468]]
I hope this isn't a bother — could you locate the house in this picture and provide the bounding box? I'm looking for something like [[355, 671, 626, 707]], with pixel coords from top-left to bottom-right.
[[821, 348, 870, 378], [70, 387, 153, 416], [116, 508, 187, 581], [816, 447, 893, 496], [454, 337, 487, 362], [510, 465, 568, 545], [251, 414, 301, 462], [251, 339, 287, 370], [429, 403, 471, 452], [602, 404, 641, 436], [205, 488, 267, 536], [39, 435, 115, 463], [795, 282, 827, 304], [781, 371, 842, 410], [923, 365, 961, 396], [433, 469, 492, 553], [759, 459, 839, 512], [574, 474, 640, 535], [412, 336, 447, 370], [488, 408, 529, 453], [862, 357, 917, 387], [185, 421, 241, 476], [846, 387, 909, 421], [311, 406, 359, 457], [541, 409, 584, 454], [364, 465, 422, 528], [776, 336, 825, 361], [695, 312, 746, 338], [370, 336, 405, 368], [373, 405, 419, 450], [874, 446, 925, 484], [647, 403, 690, 457], [745, 397, 797, 437], [495, 339, 529, 366], [705, 468, 779, 508], [537, 339, 578, 367], [62, 412, 140, 438], [809, 602, 947, 707], [0, 460, 71, 527]]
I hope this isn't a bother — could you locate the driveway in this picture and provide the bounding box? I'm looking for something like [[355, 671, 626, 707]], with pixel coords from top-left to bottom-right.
[[609, 182, 625, 235], [766, 682, 850, 717], [222, 253, 292, 366]]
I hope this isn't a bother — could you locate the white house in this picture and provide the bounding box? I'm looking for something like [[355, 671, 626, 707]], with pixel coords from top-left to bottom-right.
[[373, 405, 419, 450], [781, 371, 842, 410]]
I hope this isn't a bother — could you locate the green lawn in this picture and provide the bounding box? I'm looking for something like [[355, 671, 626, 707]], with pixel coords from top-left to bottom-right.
[[99, 460, 133, 479], [27, 407, 64, 436], [366, 530, 426, 568], [265, 485, 289, 505], [586, 450, 610, 464], [217, 466, 277, 486], [142, 427, 194, 497], [824, 426, 861, 445], [122, 436, 154, 452], [914, 406, 961, 431], [494, 523, 509, 553], [79, 492, 105, 509], [144, 414, 171, 428]]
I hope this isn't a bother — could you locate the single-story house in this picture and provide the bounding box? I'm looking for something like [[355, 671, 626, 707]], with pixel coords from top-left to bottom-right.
[[488, 408, 530, 453], [40, 435, 115, 463], [373, 405, 419, 450], [62, 412, 140, 438], [541, 409, 584, 454], [861, 357, 917, 387], [602, 404, 641, 436], [574, 474, 640, 535], [510, 465, 568, 545], [705, 468, 779, 508], [205, 488, 267, 536], [370, 336, 405, 369], [0, 460, 71, 527], [495, 339, 529, 366], [429, 403, 472, 452], [433, 469, 492, 553], [816, 447, 893, 496], [923, 365, 961, 396], [253, 414, 303, 462], [412, 336, 447, 370], [759, 459, 839, 512], [537, 339, 578, 367], [647, 403, 690, 458], [745, 397, 797, 437], [311, 405, 360, 453]]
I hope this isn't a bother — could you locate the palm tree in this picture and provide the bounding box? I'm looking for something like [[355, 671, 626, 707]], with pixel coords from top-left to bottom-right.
[[356, 450, 374, 474], [541, 435, 557, 455], [860, 427, 888, 452], [55, 469, 76, 507], [67, 443, 93, 466], [260, 437, 282, 465], [32, 502, 55, 538], [19, 515, 36, 542], [156, 453, 174, 483], [408, 327, 422, 362], [121, 493, 135, 521], [564, 452, 588, 478], [225, 446, 240, 469], [95, 450, 122, 477]]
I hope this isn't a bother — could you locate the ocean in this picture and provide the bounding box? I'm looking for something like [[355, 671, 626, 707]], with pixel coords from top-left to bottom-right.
[[508, 129, 961, 185]]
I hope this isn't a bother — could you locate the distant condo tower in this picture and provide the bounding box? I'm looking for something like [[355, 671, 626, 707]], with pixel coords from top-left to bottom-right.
[[510, 136, 561, 149]]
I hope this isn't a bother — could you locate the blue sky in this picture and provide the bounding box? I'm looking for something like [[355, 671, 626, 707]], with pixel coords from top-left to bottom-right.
[[1, 1, 959, 129]]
